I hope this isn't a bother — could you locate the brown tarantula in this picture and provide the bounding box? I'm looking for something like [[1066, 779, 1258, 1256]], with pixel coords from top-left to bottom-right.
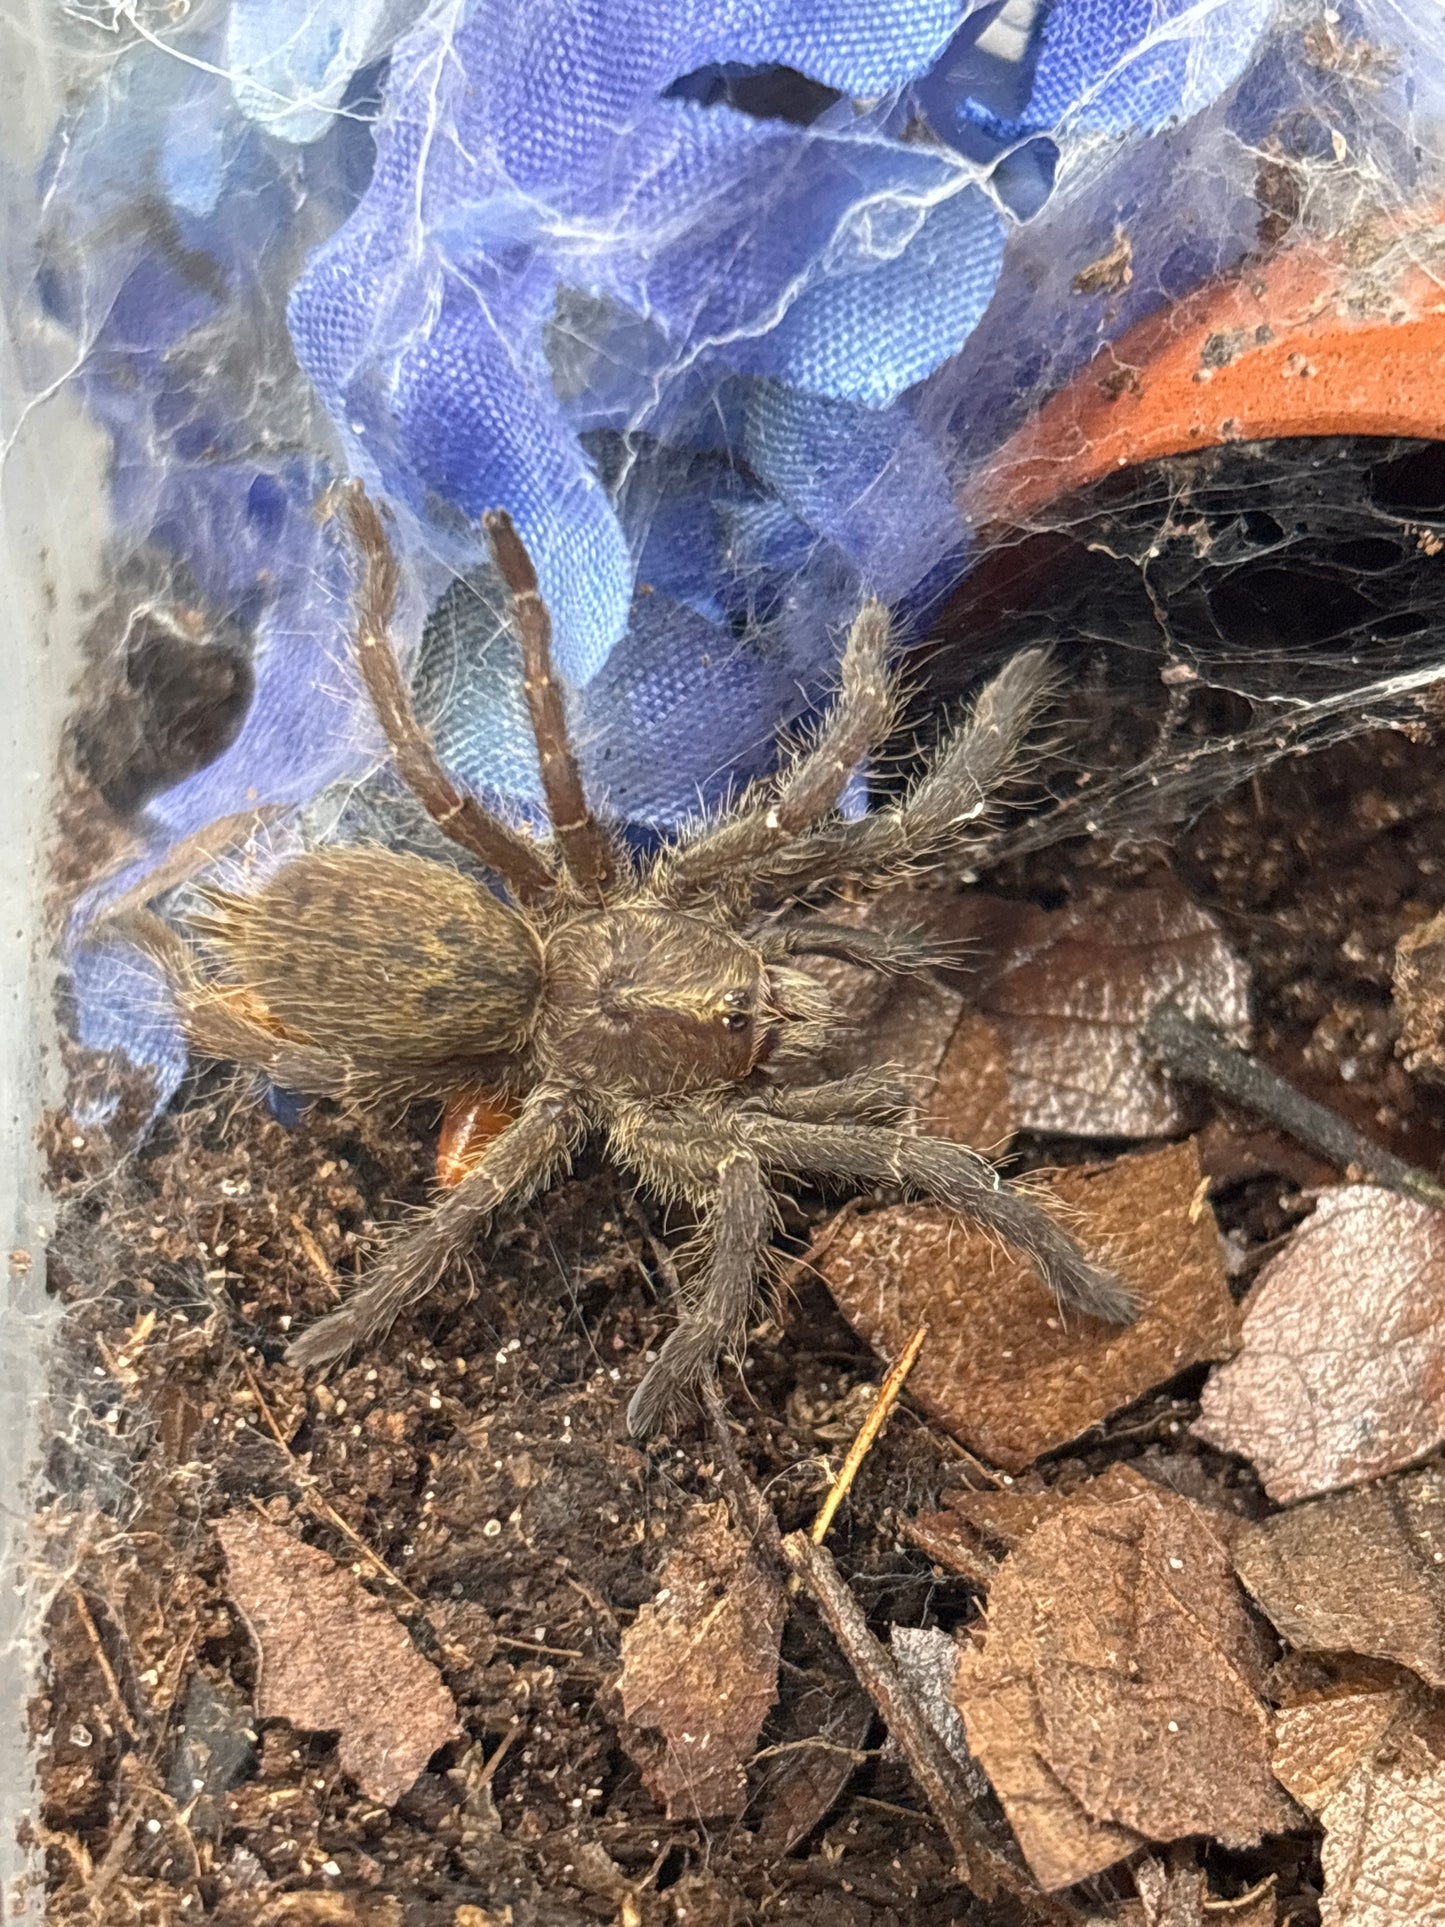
[[126, 485, 1133, 1433]]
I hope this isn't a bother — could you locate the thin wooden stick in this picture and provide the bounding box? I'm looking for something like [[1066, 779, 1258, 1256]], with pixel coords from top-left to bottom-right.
[[65, 1585, 137, 1739], [697, 1380, 1075, 1922], [1144, 1003, 1445, 1211], [783, 1532, 1084, 1921], [812, 1323, 928, 1544]]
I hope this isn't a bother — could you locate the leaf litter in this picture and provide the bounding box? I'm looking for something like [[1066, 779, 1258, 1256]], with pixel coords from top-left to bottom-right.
[[1195, 1184, 1445, 1500], [949, 1466, 1298, 1891], [813, 879, 1251, 1142], [215, 1512, 459, 1806], [1271, 1656, 1445, 1926], [963, 883, 1253, 1140], [615, 1502, 784, 1820], [1234, 1464, 1445, 1687], [819, 1137, 1239, 1469]]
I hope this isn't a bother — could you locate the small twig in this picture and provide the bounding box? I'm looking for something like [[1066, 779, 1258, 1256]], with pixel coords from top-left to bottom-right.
[[933, 1434, 1007, 1488], [289, 1214, 341, 1299], [782, 1532, 1084, 1922], [1202, 1874, 1277, 1913], [86, 1795, 145, 1903], [701, 1379, 785, 1564], [852, 1792, 948, 1823], [476, 1720, 523, 1788], [492, 1633, 589, 1662], [694, 1388, 1074, 1922], [65, 1585, 138, 1740], [813, 1323, 928, 1544], [1144, 1003, 1445, 1212], [751, 1736, 875, 1765]]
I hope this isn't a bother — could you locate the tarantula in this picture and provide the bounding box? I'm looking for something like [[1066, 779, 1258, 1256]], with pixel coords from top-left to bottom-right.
[[125, 486, 1133, 1433]]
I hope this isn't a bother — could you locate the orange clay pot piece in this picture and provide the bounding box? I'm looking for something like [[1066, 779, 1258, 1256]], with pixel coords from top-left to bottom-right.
[[962, 209, 1445, 532], [436, 1088, 520, 1187]]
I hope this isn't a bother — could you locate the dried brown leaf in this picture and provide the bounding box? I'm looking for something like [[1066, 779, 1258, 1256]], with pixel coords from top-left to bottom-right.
[[927, 1008, 1017, 1150], [1271, 1657, 1414, 1814], [753, 1678, 872, 1855], [1273, 1659, 1445, 1926], [1235, 1465, 1445, 1688], [952, 1468, 1295, 1891], [820, 1139, 1238, 1470], [1318, 1719, 1445, 1927], [908, 1467, 1143, 1577], [1195, 1187, 1445, 1500], [214, 1513, 459, 1805], [917, 1483, 1073, 1558], [803, 880, 1245, 1145], [961, 1620, 1143, 1889], [973, 885, 1252, 1139], [617, 1503, 784, 1820]]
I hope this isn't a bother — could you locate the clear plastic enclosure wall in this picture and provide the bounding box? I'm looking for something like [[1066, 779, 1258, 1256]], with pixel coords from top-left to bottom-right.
[[1, 6, 112, 1915]]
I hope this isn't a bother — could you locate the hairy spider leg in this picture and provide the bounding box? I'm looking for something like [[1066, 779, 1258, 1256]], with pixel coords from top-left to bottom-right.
[[341, 485, 557, 906], [86, 806, 287, 931], [615, 1068, 1131, 1434], [286, 1086, 582, 1368], [746, 646, 1058, 900], [658, 599, 896, 902], [482, 509, 619, 901], [616, 1135, 777, 1437], [744, 1069, 913, 1126], [738, 1107, 1138, 1325], [752, 919, 940, 974], [769, 602, 898, 830]]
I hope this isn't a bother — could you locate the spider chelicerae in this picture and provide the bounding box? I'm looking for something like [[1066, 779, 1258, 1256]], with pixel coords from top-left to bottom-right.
[[125, 486, 1134, 1433]]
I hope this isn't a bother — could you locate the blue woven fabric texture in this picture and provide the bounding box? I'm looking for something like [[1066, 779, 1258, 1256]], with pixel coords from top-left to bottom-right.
[[41, 0, 1421, 1111]]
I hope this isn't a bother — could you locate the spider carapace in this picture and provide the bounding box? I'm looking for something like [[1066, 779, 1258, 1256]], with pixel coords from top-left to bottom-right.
[[127, 486, 1134, 1434]]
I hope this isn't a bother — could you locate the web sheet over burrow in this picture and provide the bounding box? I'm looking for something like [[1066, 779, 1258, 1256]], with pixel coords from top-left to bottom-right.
[[22, 0, 1445, 1114]]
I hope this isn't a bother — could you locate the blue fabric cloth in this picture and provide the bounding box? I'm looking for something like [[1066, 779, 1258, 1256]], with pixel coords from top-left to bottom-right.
[[42, 0, 1346, 1115]]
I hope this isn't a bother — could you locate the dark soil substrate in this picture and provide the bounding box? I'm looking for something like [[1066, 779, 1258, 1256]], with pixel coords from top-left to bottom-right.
[[34, 717, 1445, 1927]]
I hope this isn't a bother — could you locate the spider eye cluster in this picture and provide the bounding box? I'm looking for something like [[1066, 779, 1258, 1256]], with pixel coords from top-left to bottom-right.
[[721, 988, 751, 1032]]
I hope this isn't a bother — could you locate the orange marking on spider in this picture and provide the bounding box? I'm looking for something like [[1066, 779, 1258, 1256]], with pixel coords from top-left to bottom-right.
[[436, 1088, 521, 1188]]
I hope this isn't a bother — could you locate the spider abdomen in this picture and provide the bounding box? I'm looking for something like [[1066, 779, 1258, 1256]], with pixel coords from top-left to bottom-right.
[[197, 847, 543, 1067]]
